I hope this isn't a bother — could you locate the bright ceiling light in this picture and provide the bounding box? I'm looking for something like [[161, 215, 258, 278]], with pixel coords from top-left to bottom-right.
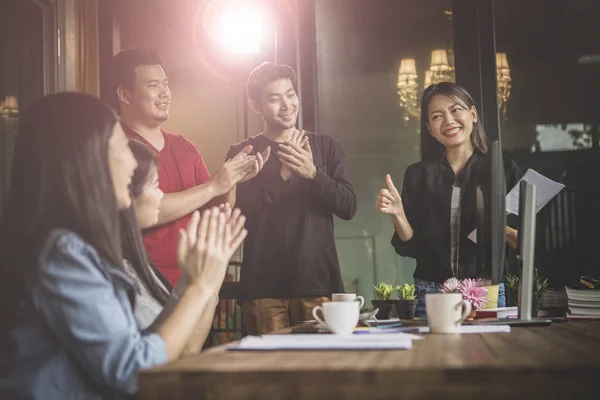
[[202, 0, 274, 54]]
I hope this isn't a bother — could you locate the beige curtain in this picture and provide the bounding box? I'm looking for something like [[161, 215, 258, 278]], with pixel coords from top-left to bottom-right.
[[75, 0, 100, 96]]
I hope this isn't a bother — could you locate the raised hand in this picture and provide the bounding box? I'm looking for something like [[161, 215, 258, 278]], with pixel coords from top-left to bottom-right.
[[211, 145, 257, 193], [176, 210, 200, 281], [279, 130, 306, 181], [239, 146, 271, 183], [223, 207, 247, 258], [376, 174, 405, 216], [277, 135, 316, 180], [214, 203, 247, 258], [177, 207, 247, 293]]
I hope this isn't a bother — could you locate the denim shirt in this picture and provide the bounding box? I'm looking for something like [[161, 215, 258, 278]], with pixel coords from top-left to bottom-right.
[[0, 229, 167, 399]]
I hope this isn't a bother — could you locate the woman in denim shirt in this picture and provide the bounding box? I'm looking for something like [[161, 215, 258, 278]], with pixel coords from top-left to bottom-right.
[[376, 83, 521, 316], [0, 93, 247, 399]]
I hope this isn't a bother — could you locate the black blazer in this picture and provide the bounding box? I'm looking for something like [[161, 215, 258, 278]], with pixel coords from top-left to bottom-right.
[[391, 151, 522, 283]]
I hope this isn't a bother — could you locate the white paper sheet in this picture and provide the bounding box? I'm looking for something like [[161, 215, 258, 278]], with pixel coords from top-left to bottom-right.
[[416, 325, 511, 333], [505, 169, 566, 215], [469, 169, 565, 243], [226, 333, 415, 351]]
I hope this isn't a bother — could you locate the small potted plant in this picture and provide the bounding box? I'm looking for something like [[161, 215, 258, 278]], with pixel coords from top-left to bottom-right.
[[532, 270, 550, 317], [512, 270, 550, 316], [395, 283, 418, 320], [504, 273, 519, 307], [372, 283, 394, 319]]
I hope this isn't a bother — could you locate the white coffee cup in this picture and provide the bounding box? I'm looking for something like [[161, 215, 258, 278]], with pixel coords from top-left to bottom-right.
[[312, 301, 359, 335], [425, 293, 472, 334], [331, 293, 365, 309]]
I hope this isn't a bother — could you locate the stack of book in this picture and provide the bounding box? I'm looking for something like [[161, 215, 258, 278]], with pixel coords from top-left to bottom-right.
[[475, 306, 518, 319], [566, 277, 600, 320]]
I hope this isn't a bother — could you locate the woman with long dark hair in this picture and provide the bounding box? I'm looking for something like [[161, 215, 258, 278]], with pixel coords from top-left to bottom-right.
[[376, 82, 521, 316], [120, 140, 170, 329], [0, 93, 246, 398], [121, 140, 218, 353]]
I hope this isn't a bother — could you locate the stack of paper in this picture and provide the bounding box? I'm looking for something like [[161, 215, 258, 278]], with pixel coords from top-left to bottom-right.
[[226, 333, 417, 351], [225, 326, 511, 351], [415, 325, 511, 333], [566, 286, 600, 319], [469, 169, 565, 243]]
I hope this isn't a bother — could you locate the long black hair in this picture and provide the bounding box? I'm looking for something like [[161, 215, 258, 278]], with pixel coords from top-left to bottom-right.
[[120, 140, 171, 305], [0, 93, 124, 326], [420, 82, 489, 162]]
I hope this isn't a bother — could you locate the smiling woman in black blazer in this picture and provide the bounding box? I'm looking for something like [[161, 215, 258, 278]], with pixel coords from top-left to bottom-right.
[[376, 82, 521, 316]]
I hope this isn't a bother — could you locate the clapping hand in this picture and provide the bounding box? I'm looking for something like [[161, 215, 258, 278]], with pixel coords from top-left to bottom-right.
[[239, 147, 271, 183], [212, 145, 257, 193], [176, 206, 247, 292], [278, 130, 308, 181], [277, 131, 316, 180]]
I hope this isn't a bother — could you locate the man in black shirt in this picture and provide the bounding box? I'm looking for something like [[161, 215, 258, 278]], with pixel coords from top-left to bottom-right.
[[227, 62, 357, 335]]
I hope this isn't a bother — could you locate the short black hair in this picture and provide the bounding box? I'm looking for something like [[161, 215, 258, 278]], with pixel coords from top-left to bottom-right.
[[108, 48, 162, 110], [246, 62, 298, 102]]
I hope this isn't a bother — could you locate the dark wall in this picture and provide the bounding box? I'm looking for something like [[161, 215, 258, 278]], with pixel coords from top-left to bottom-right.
[[496, 0, 600, 126], [0, 0, 45, 113]]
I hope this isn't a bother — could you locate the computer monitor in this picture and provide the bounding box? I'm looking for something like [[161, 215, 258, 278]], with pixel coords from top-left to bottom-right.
[[471, 160, 552, 326], [517, 180, 536, 320], [476, 140, 506, 285]]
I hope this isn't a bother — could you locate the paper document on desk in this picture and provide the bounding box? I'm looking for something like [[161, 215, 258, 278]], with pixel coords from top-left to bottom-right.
[[226, 333, 415, 351], [416, 325, 511, 333], [469, 169, 565, 243]]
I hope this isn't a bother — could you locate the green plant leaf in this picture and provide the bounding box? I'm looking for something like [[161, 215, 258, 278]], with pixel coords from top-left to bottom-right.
[[395, 283, 416, 300], [373, 282, 394, 300]]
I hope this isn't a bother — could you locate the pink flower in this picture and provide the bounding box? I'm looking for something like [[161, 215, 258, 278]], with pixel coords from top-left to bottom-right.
[[459, 279, 490, 310], [440, 277, 461, 293]]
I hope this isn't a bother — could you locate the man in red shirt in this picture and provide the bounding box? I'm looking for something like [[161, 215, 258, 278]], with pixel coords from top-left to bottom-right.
[[109, 48, 268, 285]]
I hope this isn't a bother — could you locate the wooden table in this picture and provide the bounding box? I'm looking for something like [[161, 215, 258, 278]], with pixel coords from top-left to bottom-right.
[[139, 321, 600, 400]]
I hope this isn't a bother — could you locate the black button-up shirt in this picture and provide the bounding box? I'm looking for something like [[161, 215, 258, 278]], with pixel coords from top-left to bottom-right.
[[392, 151, 521, 283], [227, 132, 357, 300]]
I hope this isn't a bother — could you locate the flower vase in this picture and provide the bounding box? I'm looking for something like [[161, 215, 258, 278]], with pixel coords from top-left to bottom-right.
[[467, 309, 477, 320], [482, 284, 499, 309]]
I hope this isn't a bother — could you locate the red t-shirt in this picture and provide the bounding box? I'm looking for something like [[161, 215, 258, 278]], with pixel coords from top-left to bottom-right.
[[125, 128, 211, 285]]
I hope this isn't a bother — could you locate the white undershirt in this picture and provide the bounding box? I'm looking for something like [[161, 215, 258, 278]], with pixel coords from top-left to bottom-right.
[[122, 260, 168, 330], [450, 186, 461, 276]]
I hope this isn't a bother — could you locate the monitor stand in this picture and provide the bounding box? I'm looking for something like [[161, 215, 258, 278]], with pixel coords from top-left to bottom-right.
[[471, 181, 551, 327]]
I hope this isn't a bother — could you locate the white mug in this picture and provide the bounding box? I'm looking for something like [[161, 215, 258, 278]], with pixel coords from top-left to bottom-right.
[[331, 293, 365, 309], [425, 293, 472, 334], [312, 301, 359, 335]]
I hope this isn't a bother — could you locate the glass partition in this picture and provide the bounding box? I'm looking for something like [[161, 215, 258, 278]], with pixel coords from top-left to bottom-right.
[[495, 0, 600, 285], [314, 0, 454, 301]]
